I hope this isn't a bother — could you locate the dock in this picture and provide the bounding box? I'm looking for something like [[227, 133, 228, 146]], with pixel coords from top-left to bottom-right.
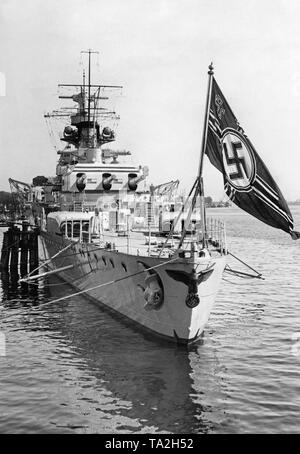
[[0, 222, 39, 277]]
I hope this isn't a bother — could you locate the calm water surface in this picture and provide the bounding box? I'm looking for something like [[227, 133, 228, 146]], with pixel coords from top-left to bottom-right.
[[0, 207, 300, 434]]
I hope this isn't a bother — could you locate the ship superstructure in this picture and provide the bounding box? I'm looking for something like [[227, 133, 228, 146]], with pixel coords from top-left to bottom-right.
[[42, 51, 149, 220]]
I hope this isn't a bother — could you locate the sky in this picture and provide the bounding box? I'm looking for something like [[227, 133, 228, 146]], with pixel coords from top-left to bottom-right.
[[1, 0, 300, 201]]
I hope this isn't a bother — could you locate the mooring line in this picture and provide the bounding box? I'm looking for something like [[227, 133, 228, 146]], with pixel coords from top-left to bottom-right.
[[26, 265, 102, 286], [1, 256, 179, 321], [21, 264, 75, 282], [24, 241, 79, 279], [227, 251, 262, 277], [222, 277, 250, 285], [224, 266, 264, 280]]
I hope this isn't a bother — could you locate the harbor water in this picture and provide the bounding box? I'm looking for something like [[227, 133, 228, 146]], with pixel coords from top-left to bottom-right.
[[0, 206, 300, 434]]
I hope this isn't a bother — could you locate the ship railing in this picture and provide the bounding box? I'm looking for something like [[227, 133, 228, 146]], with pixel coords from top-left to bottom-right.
[[73, 201, 83, 212], [206, 217, 227, 255], [61, 202, 97, 213]]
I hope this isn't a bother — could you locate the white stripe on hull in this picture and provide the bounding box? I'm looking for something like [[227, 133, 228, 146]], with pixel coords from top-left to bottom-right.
[[39, 233, 226, 343]]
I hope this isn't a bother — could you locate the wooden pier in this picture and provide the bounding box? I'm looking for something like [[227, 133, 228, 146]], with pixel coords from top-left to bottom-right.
[[0, 222, 39, 277]]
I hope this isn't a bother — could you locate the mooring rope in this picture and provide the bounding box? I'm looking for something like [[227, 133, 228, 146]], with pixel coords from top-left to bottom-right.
[[224, 267, 263, 279], [24, 241, 79, 279], [222, 276, 253, 285], [0, 256, 179, 321], [227, 251, 262, 277], [39, 244, 118, 262], [25, 266, 102, 287]]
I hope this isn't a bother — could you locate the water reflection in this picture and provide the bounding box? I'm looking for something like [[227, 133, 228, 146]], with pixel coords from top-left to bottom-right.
[[1, 210, 300, 433], [44, 276, 211, 433], [0, 273, 217, 433], [1, 270, 42, 307]]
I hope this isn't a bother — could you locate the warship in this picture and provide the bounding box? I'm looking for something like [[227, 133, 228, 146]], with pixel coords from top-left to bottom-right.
[[10, 51, 299, 344]]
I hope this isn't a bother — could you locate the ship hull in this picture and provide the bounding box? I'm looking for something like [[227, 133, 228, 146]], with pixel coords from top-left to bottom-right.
[[39, 232, 226, 344]]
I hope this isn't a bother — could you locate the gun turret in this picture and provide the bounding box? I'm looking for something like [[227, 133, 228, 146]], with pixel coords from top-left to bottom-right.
[[76, 173, 86, 192], [128, 166, 149, 191], [102, 173, 117, 191]]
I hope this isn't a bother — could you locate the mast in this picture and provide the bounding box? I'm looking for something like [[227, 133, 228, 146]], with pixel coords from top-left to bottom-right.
[[82, 69, 85, 113], [198, 63, 214, 248], [88, 49, 91, 129], [81, 49, 99, 144], [198, 63, 214, 186], [50, 52, 123, 154], [93, 87, 100, 147], [178, 63, 214, 250]]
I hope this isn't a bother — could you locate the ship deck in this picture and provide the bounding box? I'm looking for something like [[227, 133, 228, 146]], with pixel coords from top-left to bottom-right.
[[90, 229, 222, 259]]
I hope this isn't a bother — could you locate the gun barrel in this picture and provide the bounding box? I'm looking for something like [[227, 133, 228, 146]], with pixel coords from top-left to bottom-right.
[[102, 149, 131, 157], [102, 173, 117, 190], [129, 175, 145, 186], [103, 175, 117, 185]]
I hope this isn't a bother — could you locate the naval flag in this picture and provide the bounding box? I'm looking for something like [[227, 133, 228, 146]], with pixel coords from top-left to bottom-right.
[[205, 77, 300, 239]]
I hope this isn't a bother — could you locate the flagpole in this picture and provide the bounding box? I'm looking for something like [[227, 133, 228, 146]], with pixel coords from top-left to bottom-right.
[[177, 63, 214, 251], [198, 63, 214, 180], [198, 63, 214, 248]]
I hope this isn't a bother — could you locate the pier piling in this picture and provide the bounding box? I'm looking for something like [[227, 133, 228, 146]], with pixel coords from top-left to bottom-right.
[[29, 228, 39, 273], [0, 231, 10, 271], [20, 222, 29, 276], [0, 223, 39, 278], [10, 226, 20, 273]]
